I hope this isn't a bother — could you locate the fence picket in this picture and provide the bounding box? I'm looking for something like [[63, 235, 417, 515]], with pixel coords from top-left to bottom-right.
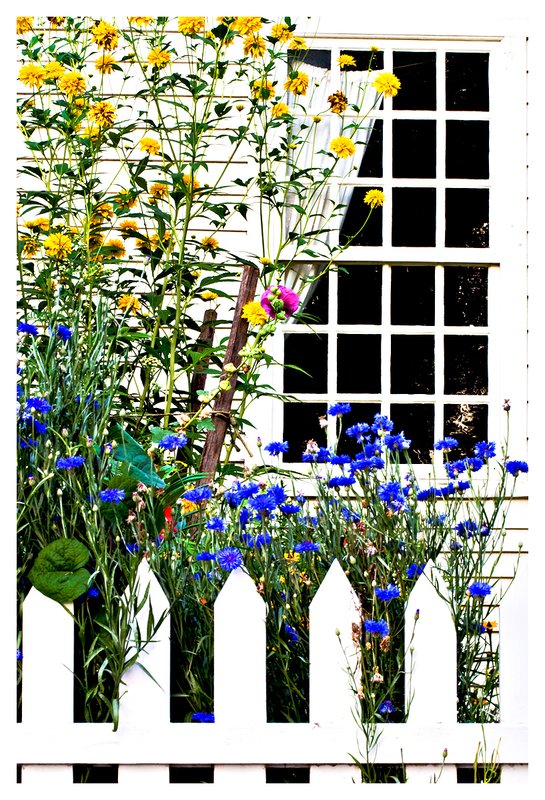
[[499, 559, 528, 725]]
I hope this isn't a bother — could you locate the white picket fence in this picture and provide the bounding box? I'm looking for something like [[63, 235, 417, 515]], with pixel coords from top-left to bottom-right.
[[15, 558, 528, 790]]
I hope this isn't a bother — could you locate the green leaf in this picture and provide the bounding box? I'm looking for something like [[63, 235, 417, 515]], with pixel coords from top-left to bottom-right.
[[110, 423, 165, 488], [28, 539, 91, 604]]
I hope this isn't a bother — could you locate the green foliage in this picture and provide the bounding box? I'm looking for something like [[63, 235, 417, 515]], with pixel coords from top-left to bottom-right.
[[28, 539, 91, 603]]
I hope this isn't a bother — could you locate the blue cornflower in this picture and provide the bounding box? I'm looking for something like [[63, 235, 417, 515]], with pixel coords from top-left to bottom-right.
[[239, 507, 251, 529], [377, 481, 406, 511], [406, 563, 425, 579], [374, 584, 400, 602], [351, 456, 385, 472], [450, 540, 463, 550], [435, 482, 455, 498], [87, 585, 100, 598], [294, 541, 319, 553], [196, 551, 216, 561], [466, 457, 484, 472], [474, 440, 496, 460], [125, 542, 139, 553], [30, 419, 47, 435], [183, 485, 212, 503], [445, 459, 467, 478], [328, 475, 356, 488], [16, 648, 23, 661], [434, 437, 459, 451], [285, 623, 299, 645], [298, 514, 319, 526], [371, 414, 394, 435], [264, 440, 289, 456], [279, 502, 301, 515], [56, 455, 86, 470], [378, 700, 395, 715], [100, 488, 125, 504], [25, 397, 51, 414], [158, 433, 188, 450], [17, 384, 24, 400], [302, 447, 334, 463], [56, 324, 72, 341], [328, 402, 352, 416], [329, 454, 351, 465], [365, 619, 389, 637], [241, 532, 272, 549], [455, 519, 478, 539], [192, 712, 215, 723], [346, 422, 370, 441], [249, 486, 286, 516], [341, 506, 360, 522], [17, 321, 39, 336], [506, 460, 528, 477], [468, 581, 492, 598], [216, 546, 243, 571], [384, 432, 411, 451], [416, 487, 436, 501], [206, 516, 226, 532], [456, 480, 471, 492], [224, 481, 260, 507]]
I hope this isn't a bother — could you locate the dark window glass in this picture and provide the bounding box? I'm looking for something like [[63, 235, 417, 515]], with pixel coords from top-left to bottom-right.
[[283, 402, 328, 461], [358, 119, 383, 178], [446, 121, 489, 179], [391, 266, 435, 325], [338, 265, 382, 324], [444, 335, 488, 395], [390, 403, 434, 463], [266, 767, 310, 783], [444, 403, 488, 453], [393, 120, 436, 178], [288, 49, 331, 69], [341, 49, 384, 71], [284, 333, 328, 393], [337, 401, 381, 457], [296, 272, 328, 324], [391, 335, 435, 394], [444, 268, 488, 326], [392, 188, 436, 246], [169, 767, 214, 784], [337, 334, 381, 392], [392, 51, 436, 110], [340, 187, 382, 246], [445, 189, 489, 248], [446, 53, 489, 111]]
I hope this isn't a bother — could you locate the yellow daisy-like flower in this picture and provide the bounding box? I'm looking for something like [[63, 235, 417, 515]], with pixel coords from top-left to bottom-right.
[[48, 17, 66, 28], [81, 124, 101, 141], [243, 33, 267, 58], [338, 54, 357, 69], [89, 231, 105, 250], [251, 78, 275, 100], [44, 61, 66, 80], [16, 17, 33, 35], [178, 16, 206, 35], [270, 22, 292, 42], [284, 71, 309, 96], [259, 257, 271, 265], [20, 236, 40, 258], [24, 217, 49, 232], [364, 189, 385, 208], [370, 45, 380, 52], [117, 294, 141, 314], [140, 136, 161, 155], [88, 100, 116, 128], [113, 190, 137, 211], [328, 90, 348, 114], [270, 102, 290, 118], [283, 549, 301, 564], [95, 54, 117, 74], [201, 290, 219, 301], [149, 183, 170, 203], [241, 300, 268, 326], [180, 498, 199, 514], [372, 72, 401, 98], [482, 620, 498, 633], [233, 16, 262, 35], [127, 17, 153, 27], [58, 71, 86, 97], [288, 36, 307, 50], [18, 64, 46, 89], [90, 20, 119, 51], [147, 48, 172, 69], [329, 135, 356, 159], [182, 173, 201, 191], [105, 238, 126, 259], [93, 202, 115, 221], [313, 115, 322, 123], [43, 232, 72, 259], [119, 219, 139, 238], [201, 235, 219, 250]]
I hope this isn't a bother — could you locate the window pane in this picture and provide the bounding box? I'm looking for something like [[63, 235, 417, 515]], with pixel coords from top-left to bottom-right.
[[337, 334, 381, 392], [284, 333, 328, 393], [338, 265, 382, 324], [390, 403, 434, 464], [444, 403, 488, 453], [445, 189, 489, 248], [392, 51, 436, 110], [296, 273, 329, 325], [288, 49, 331, 69], [392, 188, 436, 246], [341, 49, 384, 71], [393, 120, 436, 178], [340, 187, 382, 246], [358, 119, 383, 178], [391, 335, 435, 393], [337, 401, 381, 457], [444, 268, 488, 326], [283, 402, 328, 461], [391, 265, 435, 325], [446, 121, 489, 179], [444, 335, 488, 395], [446, 53, 489, 111]]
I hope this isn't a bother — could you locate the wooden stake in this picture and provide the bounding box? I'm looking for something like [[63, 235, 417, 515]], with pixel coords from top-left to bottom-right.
[[190, 308, 218, 413]]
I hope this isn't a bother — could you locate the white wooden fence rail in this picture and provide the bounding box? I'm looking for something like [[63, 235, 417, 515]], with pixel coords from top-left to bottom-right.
[[15, 558, 528, 789]]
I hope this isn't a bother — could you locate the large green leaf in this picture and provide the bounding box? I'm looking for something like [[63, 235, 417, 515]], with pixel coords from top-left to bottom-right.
[[28, 539, 91, 604], [110, 423, 165, 488]]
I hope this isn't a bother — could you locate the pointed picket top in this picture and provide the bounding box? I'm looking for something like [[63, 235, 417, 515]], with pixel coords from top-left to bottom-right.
[[309, 559, 361, 726], [23, 588, 74, 724], [405, 561, 457, 724], [214, 567, 267, 724], [499, 557, 528, 724], [119, 560, 171, 728]]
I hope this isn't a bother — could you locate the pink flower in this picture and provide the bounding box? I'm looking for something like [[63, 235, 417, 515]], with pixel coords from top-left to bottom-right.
[[260, 285, 300, 319]]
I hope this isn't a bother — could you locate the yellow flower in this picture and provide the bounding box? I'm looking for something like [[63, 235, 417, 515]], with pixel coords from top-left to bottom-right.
[[178, 17, 206, 35], [48, 17, 66, 28], [370, 45, 380, 52], [338, 54, 357, 69], [43, 232, 72, 259], [329, 135, 356, 158], [288, 36, 307, 50], [89, 231, 105, 250], [140, 136, 161, 155], [81, 124, 101, 141], [91, 20, 119, 50], [243, 33, 267, 58], [251, 78, 274, 100], [182, 172, 201, 191], [58, 71, 86, 97], [149, 183, 170, 203], [284, 71, 309, 96], [259, 257, 271, 265], [313, 115, 322, 123], [364, 189, 385, 208], [270, 22, 291, 42], [180, 498, 198, 514], [148, 48, 172, 69], [92, 202, 115, 222], [25, 217, 49, 232], [201, 235, 219, 250], [16, 17, 33, 35], [328, 90, 348, 114], [18, 64, 46, 89], [127, 17, 153, 27], [113, 189, 137, 211], [271, 102, 290, 118], [283, 550, 301, 564], [372, 72, 401, 98], [233, 16, 262, 35], [201, 290, 219, 301], [20, 236, 40, 258], [44, 61, 66, 80], [95, 54, 117, 74], [105, 238, 126, 259], [482, 620, 498, 633], [119, 220, 139, 238], [88, 100, 116, 128], [117, 294, 141, 314], [241, 301, 268, 326]]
